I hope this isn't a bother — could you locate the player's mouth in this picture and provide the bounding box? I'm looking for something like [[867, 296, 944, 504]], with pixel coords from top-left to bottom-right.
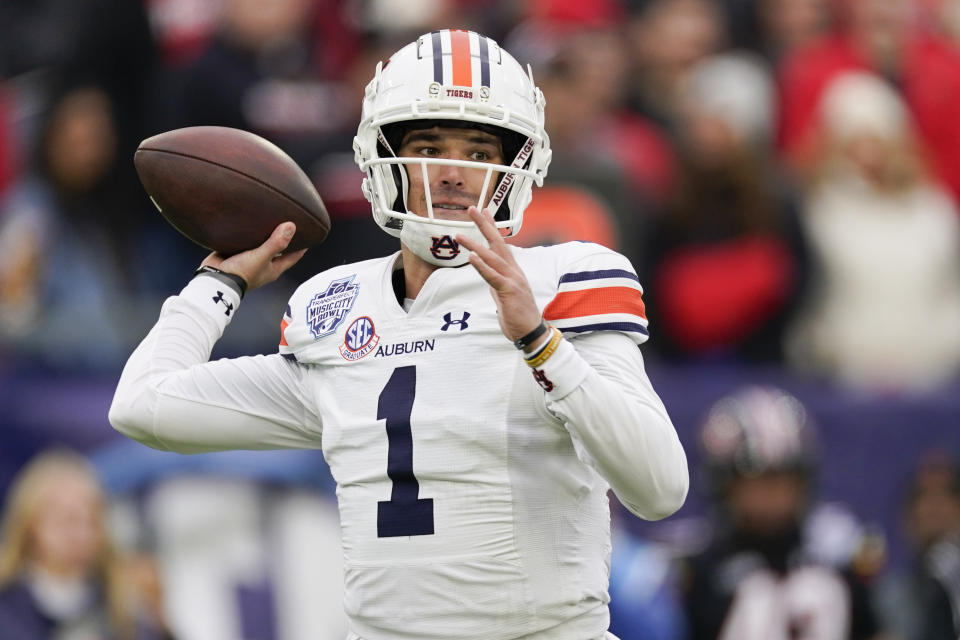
[[430, 202, 472, 219]]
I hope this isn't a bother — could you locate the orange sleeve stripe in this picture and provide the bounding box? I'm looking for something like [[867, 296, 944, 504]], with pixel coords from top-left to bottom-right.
[[279, 318, 289, 346], [450, 30, 472, 87], [543, 286, 647, 321]]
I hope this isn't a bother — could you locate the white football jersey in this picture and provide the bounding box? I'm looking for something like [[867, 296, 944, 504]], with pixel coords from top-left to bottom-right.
[[110, 241, 688, 640]]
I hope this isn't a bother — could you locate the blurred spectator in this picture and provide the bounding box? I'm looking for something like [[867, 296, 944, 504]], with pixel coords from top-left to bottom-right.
[[608, 515, 688, 640], [509, 20, 674, 264], [146, 0, 224, 66], [0, 85, 182, 371], [724, 0, 835, 63], [139, 477, 347, 640], [753, 0, 834, 60], [786, 72, 960, 393], [627, 0, 727, 130], [931, 0, 960, 41], [164, 0, 396, 278], [642, 53, 805, 363], [889, 454, 960, 640], [525, 0, 626, 27], [0, 449, 173, 639], [0, 1, 160, 333], [0, 85, 16, 197], [169, 0, 353, 146], [511, 185, 618, 250], [0, 87, 119, 355], [353, 0, 501, 38], [682, 386, 885, 640], [0, 0, 156, 185], [776, 0, 960, 200]]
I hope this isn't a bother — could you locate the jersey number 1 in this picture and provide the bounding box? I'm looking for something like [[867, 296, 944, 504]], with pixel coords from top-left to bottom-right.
[[377, 365, 435, 537]]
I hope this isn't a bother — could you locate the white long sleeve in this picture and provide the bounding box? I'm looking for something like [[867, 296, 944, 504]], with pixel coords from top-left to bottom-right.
[[108, 251, 690, 639], [536, 331, 689, 520], [109, 276, 322, 453]]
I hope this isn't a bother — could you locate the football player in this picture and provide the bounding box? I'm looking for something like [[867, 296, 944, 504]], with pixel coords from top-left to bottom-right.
[[110, 30, 689, 640], [683, 386, 883, 640]]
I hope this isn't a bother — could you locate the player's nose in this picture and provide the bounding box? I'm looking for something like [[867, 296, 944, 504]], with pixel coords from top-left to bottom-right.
[[434, 161, 465, 187]]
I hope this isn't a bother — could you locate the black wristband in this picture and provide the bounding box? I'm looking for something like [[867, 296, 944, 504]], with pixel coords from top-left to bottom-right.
[[194, 265, 247, 299], [512, 319, 549, 350]]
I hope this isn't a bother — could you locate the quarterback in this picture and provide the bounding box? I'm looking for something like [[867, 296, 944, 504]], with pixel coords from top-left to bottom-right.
[[110, 30, 688, 640]]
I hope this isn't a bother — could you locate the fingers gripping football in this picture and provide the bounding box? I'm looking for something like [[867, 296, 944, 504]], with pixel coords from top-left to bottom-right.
[[456, 207, 543, 344], [201, 222, 307, 292]]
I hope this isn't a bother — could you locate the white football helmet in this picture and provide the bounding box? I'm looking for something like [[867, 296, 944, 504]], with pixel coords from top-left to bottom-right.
[[700, 385, 817, 490], [353, 30, 551, 266]]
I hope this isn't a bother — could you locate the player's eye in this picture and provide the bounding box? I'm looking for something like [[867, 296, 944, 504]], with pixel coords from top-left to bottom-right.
[[470, 150, 490, 162], [417, 146, 440, 157]]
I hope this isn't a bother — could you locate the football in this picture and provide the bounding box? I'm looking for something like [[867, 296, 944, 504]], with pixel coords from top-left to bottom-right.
[[134, 126, 330, 256]]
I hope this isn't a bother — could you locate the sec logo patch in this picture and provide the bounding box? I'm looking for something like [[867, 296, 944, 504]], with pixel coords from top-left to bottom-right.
[[339, 316, 379, 361]]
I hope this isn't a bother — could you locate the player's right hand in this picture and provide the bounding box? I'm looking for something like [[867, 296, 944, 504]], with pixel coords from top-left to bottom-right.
[[456, 207, 545, 349], [200, 222, 307, 292]]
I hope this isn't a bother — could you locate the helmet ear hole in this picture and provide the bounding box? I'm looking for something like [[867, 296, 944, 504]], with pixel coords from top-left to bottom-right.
[[390, 164, 406, 213], [379, 123, 406, 156], [378, 130, 410, 215], [499, 130, 527, 165], [494, 201, 511, 223]]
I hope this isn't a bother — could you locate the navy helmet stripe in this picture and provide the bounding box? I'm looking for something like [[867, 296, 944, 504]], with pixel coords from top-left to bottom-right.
[[558, 269, 640, 284], [431, 31, 443, 83], [478, 36, 490, 88]]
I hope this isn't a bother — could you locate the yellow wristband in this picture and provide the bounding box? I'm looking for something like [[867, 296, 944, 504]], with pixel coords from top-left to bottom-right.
[[524, 326, 558, 361], [525, 327, 562, 368]]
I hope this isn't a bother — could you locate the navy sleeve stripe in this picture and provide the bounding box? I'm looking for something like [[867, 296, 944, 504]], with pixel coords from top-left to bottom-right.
[[558, 321, 649, 335], [558, 269, 639, 284]]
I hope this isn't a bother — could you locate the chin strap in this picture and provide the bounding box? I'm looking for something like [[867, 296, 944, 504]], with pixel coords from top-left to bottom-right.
[[399, 217, 489, 267]]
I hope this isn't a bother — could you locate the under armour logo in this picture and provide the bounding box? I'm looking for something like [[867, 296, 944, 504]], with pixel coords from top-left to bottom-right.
[[441, 311, 470, 331], [430, 235, 461, 260], [212, 291, 234, 317], [532, 368, 554, 392]]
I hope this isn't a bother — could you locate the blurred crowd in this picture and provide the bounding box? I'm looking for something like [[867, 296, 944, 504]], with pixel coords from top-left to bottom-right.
[[2, 0, 960, 638], [2, 389, 959, 640], [2, 0, 960, 391]]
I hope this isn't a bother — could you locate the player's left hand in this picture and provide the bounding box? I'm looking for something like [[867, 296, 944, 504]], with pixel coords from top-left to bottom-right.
[[456, 207, 543, 347]]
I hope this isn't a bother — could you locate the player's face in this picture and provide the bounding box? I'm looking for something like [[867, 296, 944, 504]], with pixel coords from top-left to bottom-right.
[[726, 471, 806, 536], [30, 471, 104, 576], [397, 126, 504, 221], [906, 465, 960, 550]]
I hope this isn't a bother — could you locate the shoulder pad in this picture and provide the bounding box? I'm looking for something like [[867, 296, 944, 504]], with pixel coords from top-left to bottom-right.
[[540, 242, 649, 345], [279, 256, 391, 360]]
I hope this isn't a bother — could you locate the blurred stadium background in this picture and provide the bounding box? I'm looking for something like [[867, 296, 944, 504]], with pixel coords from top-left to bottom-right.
[[2, 0, 960, 638]]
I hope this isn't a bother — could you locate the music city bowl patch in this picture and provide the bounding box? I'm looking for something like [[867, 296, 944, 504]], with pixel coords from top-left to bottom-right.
[[339, 316, 379, 361], [308, 275, 359, 339]]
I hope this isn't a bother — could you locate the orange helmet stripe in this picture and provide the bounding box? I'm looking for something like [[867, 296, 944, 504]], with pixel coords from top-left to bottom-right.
[[450, 29, 473, 87]]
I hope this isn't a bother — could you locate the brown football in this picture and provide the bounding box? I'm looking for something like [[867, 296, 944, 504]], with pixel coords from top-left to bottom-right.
[[134, 126, 330, 256]]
